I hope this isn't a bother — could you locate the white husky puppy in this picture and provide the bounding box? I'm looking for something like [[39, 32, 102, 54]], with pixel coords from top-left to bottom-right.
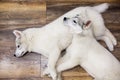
[[13, 3, 113, 80], [63, 8, 116, 51], [56, 16, 120, 80]]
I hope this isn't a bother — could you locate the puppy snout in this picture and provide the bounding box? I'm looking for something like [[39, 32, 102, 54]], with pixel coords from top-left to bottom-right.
[[14, 54, 16, 57], [63, 17, 67, 21]]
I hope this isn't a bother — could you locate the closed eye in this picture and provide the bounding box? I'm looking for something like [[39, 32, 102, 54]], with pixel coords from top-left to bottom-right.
[[73, 20, 77, 24]]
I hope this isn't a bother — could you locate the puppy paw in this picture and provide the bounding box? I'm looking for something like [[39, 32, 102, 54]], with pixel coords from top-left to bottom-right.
[[108, 45, 114, 51], [113, 39, 117, 46], [50, 71, 57, 80], [57, 75, 62, 80], [57, 78, 62, 80], [42, 68, 50, 77]]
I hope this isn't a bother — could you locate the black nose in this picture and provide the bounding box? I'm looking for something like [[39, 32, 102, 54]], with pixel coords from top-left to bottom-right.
[[14, 54, 16, 57], [63, 17, 67, 21]]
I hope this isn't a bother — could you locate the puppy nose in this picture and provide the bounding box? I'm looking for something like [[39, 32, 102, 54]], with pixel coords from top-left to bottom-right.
[[14, 54, 16, 57], [64, 17, 67, 21]]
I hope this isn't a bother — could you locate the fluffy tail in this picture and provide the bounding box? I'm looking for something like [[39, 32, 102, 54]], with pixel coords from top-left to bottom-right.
[[93, 3, 109, 13]]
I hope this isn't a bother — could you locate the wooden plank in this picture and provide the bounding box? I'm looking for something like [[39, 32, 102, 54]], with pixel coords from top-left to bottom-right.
[[46, 0, 120, 3], [63, 77, 93, 80], [62, 67, 90, 77], [0, 78, 42, 80], [43, 76, 93, 80], [113, 48, 120, 61], [0, 60, 40, 78], [103, 4, 120, 24], [0, 2, 46, 30], [46, 3, 120, 24], [0, 2, 46, 12], [0, 25, 44, 31], [105, 24, 120, 33], [0, 0, 45, 2]]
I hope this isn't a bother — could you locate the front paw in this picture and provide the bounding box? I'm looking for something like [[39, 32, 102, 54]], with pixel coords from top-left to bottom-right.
[[57, 73, 62, 80], [50, 71, 57, 80], [57, 78, 62, 80], [57, 76, 62, 80], [42, 68, 50, 77]]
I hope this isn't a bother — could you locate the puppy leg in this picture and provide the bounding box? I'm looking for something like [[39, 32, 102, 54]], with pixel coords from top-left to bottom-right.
[[57, 72, 62, 80], [47, 49, 61, 80], [57, 52, 70, 66], [57, 58, 79, 73], [56, 59, 78, 80], [105, 29, 117, 46], [42, 67, 50, 77], [98, 35, 114, 51], [56, 53, 71, 80]]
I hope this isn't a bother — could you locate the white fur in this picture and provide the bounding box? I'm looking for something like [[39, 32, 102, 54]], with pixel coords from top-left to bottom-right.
[[79, 7, 116, 51], [57, 18, 120, 80], [93, 3, 109, 13], [13, 3, 114, 80]]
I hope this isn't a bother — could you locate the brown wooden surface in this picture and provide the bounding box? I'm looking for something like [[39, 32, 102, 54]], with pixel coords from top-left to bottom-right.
[[0, 1, 120, 80], [0, 0, 45, 2], [0, 2, 46, 30], [46, 0, 120, 3]]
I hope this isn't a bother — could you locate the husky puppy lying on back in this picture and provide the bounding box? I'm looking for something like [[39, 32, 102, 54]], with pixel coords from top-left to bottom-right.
[[13, 3, 115, 80], [56, 15, 120, 80]]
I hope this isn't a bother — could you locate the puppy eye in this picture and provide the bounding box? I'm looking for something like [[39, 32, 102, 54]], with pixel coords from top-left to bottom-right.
[[73, 20, 77, 24]]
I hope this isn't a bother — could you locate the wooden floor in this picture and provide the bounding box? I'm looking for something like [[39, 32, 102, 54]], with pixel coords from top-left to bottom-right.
[[0, 1, 120, 80]]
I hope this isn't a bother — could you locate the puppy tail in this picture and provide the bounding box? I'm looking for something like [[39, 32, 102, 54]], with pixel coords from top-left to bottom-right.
[[93, 3, 109, 13]]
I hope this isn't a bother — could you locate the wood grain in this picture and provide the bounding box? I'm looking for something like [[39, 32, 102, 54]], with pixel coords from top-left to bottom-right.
[[46, 3, 120, 24], [0, 0, 45, 2], [46, 0, 120, 3], [43, 76, 93, 80], [0, 60, 40, 78], [0, 78, 42, 80], [0, 2, 46, 30]]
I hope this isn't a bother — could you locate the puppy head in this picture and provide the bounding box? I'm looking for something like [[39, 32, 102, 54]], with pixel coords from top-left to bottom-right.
[[13, 30, 28, 57], [63, 16, 92, 34]]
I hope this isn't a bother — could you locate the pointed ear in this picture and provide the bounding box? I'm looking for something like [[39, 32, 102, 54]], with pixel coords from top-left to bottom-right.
[[13, 30, 22, 38], [83, 20, 92, 30]]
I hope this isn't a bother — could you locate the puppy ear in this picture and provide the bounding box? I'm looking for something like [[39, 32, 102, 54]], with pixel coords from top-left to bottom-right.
[[13, 30, 22, 38], [83, 20, 92, 30]]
